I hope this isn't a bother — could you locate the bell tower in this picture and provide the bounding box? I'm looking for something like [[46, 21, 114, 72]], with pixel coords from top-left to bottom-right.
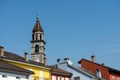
[[31, 16, 46, 64]]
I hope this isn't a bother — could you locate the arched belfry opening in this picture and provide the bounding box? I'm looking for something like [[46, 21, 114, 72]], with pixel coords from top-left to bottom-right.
[[35, 45, 39, 53]]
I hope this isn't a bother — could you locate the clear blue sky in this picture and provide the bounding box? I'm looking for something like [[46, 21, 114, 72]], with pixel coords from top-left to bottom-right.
[[0, 0, 120, 69]]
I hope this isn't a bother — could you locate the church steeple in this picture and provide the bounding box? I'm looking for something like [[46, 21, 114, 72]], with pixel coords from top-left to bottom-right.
[[32, 16, 44, 32], [31, 16, 46, 65]]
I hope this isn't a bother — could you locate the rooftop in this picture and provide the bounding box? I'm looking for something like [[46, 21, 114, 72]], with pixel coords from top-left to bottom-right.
[[78, 58, 120, 74], [49, 65, 72, 77], [0, 59, 34, 75], [0, 51, 50, 69]]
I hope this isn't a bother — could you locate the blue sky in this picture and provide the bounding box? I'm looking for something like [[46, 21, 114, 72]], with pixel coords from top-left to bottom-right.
[[0, 0, 120, 69]]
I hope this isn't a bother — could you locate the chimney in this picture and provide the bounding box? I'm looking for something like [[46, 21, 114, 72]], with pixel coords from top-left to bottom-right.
[[101, 63, 105, 66], [91, 55, 96, 62], [0, 46, 4, 56], [64, 58, 73, 65], [24, 52, 28, 62], [64, 58, 70, 62], [57, 58, 61, 64], [44, 57, 47, 65]]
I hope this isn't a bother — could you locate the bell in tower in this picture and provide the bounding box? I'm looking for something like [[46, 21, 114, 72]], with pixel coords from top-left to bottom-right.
[[31, 16, 46, 65]]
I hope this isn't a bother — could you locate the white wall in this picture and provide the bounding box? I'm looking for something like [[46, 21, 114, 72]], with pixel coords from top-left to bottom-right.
[[0, 71, 29, 80], [57, 63, 92, 80], [67, 66, 92, 80]]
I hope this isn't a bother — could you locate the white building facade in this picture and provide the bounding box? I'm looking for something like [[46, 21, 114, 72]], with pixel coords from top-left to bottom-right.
[[0, 59, 34, 80], [57, 58, 105, 80], [0, 72, 30, 80]]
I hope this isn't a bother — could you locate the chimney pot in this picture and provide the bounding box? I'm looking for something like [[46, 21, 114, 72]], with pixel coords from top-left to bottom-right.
[[64, 58, 73, 65], [57, 58, 61, 63], [0, 46, 4, 56], [24, 52, 28, 62], [91, 55, 96, 62]]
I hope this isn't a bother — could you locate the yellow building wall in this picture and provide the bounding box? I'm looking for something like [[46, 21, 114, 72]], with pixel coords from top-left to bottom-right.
[[5, 60, 50, 80]]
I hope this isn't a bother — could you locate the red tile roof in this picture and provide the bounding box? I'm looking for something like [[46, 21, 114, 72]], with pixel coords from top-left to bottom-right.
[[78, 58, 120, 74], [0, 51, 50, 68], [50, 65, 72, 77]]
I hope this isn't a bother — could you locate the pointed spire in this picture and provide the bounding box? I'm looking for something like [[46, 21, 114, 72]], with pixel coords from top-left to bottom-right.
[[32, 15, 44, 32]]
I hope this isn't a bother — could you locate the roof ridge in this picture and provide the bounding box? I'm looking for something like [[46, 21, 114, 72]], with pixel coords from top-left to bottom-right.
[[79, 58, 120, 74], [2, 51, 50, 69]]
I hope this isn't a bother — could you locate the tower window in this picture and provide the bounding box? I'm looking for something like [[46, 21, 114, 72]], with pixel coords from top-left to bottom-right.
[[40, 35, 42, 40], [35, 45, 39, 53], [32, 34, 34, 40], [36, 34, 38, 40]]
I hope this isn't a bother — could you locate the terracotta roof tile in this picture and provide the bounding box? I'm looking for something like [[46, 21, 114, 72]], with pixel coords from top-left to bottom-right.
[[78, 58, 120, 74]]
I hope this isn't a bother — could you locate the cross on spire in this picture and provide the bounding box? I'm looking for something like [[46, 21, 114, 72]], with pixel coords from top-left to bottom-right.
[[36, 15, 40, 21]]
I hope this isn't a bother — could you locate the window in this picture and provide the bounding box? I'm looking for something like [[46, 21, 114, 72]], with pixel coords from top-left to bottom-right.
[[36, 34, 38, 40], [40, 70, 43, 80], [2, 75, 7, 78], [112, 76, 115, 80], [65, 78, 69, 80], [74, 77, 80, 80], [58, 77, 64, 80], [32, 34, 34, 40], [35, 45, 39, 53], [16, 76, 20, 79], [60, 77, 62, 80], [40, 35, 42, 40], [52, 76, 56, 80]]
